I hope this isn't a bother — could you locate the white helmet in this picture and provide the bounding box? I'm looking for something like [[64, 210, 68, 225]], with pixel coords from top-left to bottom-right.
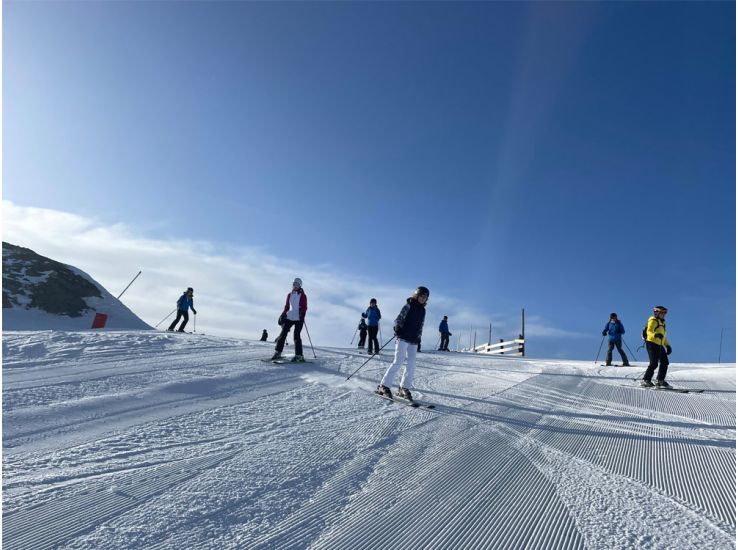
[[293, 278, 303, 288]]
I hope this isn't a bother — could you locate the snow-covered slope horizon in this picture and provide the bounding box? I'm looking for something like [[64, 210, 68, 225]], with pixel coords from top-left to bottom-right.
[[2, 331, 735, 549], [2, 242, 151, 331]]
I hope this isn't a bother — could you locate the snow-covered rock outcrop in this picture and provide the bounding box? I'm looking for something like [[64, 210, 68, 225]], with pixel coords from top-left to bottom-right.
[[2, 242, 151, 330]]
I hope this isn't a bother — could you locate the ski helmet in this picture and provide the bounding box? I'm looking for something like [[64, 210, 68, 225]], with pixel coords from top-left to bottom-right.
[[653, 305, 668, 314], [610, 312, 617, 319], [187, 287, 194, 293], [293, 278, 303, 288], [414, 286, 430, 298], [369, 298, 377, 304]]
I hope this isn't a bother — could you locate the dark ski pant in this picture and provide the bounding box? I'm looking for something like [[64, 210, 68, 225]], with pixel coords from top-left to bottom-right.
[[439, 333, 450, 351], [644, 341, 669, 382], [367, 326, 379, 354], [276, 319, 304, 356], [358, 330, 367, 348], [606, 340, 629, 365], [168, 310, 189, 331]]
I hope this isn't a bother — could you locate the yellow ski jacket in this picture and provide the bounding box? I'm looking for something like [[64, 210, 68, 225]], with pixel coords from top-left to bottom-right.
[[645, 315, 670, 347]]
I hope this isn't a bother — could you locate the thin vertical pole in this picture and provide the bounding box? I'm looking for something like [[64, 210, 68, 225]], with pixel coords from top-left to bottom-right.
[[522, 308, 525, 357], [488, 323, 492, 346], [718, 327, 724, 363], [473, 331, 477, 351]]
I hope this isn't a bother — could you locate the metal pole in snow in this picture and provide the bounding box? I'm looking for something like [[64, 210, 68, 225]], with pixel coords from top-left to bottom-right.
[[117, 271, 142, 300]]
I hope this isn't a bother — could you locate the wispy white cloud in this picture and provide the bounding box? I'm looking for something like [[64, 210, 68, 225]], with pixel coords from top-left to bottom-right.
[[2, 201, 575, 349]]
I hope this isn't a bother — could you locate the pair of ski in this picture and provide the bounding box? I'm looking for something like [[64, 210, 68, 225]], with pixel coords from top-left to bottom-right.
[[621, 384, 704, 394], [373, 390, 435, 409], [261, 358, 314, 365]]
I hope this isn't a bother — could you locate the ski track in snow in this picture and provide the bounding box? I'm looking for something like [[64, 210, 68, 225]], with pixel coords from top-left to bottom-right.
[[2, 331, 735, 549]]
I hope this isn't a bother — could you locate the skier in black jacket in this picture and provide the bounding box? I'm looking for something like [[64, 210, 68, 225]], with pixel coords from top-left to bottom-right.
[[376, 286, 429, 401], [357, 318, 368, 349]]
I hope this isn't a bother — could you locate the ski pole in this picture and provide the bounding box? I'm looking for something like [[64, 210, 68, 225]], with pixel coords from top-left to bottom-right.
[[622, 337, 638, 364], [379, 325, 383, 343], [594, 335, 606, 364], [346, 336, 395, 381], [193, 314, 196, 334], [350, 328, 358, 345], [303, 321, 317, 358], [155, 308, 177, 328]]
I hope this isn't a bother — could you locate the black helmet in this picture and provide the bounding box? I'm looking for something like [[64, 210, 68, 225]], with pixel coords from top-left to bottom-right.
[[187, 287, 194, 293], [654, 305, 668, 314], [414, 286, 430, 298], [610, 312, 617, 319]]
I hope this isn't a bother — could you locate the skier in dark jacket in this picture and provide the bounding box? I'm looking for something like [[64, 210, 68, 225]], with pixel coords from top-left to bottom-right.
[[357, 318, 368, 349], [602, 312, 630, 366], [438, 316, 452, 351], [377, 286, 429, 401], [167, 287, 197, 332], [362, 298, 382, 355], [260, 329, 268, 342]]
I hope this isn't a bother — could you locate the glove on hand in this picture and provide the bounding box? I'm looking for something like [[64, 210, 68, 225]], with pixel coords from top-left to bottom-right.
[[666, 345, 672, 355], [602, 330, 607, 336], [278, 315, 285, 326]]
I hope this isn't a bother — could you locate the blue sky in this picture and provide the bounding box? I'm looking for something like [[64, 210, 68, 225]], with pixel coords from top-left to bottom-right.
[[4, 1, 735, 362]]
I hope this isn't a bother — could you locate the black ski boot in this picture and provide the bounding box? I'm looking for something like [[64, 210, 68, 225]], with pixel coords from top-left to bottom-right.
[[376, 384, 392, 398], [641, 379, 654, 388], [397, 387, 413, 401], [655, 380, 671, 388]]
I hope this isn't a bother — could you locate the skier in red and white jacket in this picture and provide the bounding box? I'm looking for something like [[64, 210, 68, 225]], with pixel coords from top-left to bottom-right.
[[272, 278, 308, 362]]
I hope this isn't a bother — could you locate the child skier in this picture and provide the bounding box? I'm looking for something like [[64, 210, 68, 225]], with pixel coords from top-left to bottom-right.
[[272, 278, 308, 362], [357, 318, 368, 349], [363, 298, 382, 355], [376, 286, 429, 401]]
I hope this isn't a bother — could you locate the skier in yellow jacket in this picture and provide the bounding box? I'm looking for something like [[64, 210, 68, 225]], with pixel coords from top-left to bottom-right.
[[641, 306, 672, 388]]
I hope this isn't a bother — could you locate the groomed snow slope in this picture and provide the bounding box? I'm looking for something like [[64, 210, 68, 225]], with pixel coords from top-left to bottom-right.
[[2, 331, 735, 549]]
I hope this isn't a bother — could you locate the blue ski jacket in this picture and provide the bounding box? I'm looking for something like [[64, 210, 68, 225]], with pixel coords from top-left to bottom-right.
[[364, 306, 381, 327], [439, 320, 450, 334], [177, 293, 195, 313], [602, 320, 625, 342]]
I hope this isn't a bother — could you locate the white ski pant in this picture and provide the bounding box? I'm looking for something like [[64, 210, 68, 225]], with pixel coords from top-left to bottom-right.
[[381, 338, 417, 389]]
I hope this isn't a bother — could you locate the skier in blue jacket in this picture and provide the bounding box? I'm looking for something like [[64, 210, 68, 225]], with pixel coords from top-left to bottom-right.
[[438, 316, 452, 351], [602, 312, 630, 366], [168, 287, 197, 332], [362, 298, 382, 355]]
